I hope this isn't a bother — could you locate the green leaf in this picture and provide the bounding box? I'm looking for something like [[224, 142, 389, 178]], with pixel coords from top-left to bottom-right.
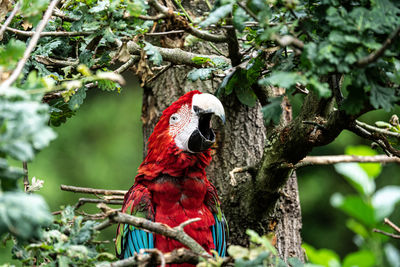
[[200, 4, 233, 28], [0, 87, 57, 161], [343, 250, 375, 267], [0, 192, 52, 241], [262, 97, 282, 125], [302, 243, 341, 267], [345, 146, 381, 179], [372, 186, 400, 221], [127, 0, 149, 16], [0, 39, 26, 70], [334, 163, 375, 196], [235, 86, 257, 107], [0, 159, 24, 191], [89, 0, 109, 13], [331, 193, 376, 226], [191, 56, 211, 65], [370, 84, 398, 112], [233, 7, 249, 32], [68, 87, 87, 111], [259, 71, 305, 89], [346, 218, 369, 238], [144, 42, 163, 65], [187, 68, 213, 81]]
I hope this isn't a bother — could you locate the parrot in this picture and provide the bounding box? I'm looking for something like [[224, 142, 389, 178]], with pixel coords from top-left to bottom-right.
[[115, 90, 227, 264]]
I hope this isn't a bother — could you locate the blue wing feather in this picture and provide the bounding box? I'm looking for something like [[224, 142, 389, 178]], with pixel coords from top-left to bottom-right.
[[211, 213, 227, 257]]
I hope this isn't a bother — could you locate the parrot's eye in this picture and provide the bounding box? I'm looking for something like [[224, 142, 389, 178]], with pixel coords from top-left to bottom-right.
[[169, 114, 181, 124]]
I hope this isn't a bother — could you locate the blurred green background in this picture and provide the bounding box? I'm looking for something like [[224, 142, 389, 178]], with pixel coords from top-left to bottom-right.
[[1, 79, 400, 264]]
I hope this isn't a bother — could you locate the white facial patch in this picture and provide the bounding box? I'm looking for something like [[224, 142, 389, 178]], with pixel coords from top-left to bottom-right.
[[169, 104, 198, 151]]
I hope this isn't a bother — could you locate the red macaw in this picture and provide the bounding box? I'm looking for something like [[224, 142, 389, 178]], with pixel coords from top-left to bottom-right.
[[115, 90, 227, 264]]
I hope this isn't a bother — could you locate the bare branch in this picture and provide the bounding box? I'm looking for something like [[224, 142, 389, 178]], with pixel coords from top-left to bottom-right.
[[114, 55, 139, 74], [384, 218, 400, 233], [373, 228, 400, 239], [226, 18, 242, 66], [229, 166, 257, 186], [2, 26, 93, 37], [127, 41, 229, 67], [60, 184, 127, 195], [138, 14, 167, 20], [99, 248, 201, 267], [272, 34, 304, 53], [145, 30, 185, 36], [1, 0, 61, 89], [356, 25, 400, 67], [97, 203, 209, 256], [35, 55, 79, 66], [75, 198, 123, 209], [23, 162, 29, 192], [356, 120, 400, 138], [147, 0, 228, 43], [0, 2, 20, 40], [296, 155, 400, 168]]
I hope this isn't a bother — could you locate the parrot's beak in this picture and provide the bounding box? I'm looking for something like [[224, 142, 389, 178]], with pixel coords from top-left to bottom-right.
[[188, 93, 225, 152]]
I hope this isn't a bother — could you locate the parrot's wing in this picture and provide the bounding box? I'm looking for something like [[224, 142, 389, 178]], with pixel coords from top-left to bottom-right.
[[205, 181, 228, 257], [211, 209, 228, 257], [115, 183, 155, 259]]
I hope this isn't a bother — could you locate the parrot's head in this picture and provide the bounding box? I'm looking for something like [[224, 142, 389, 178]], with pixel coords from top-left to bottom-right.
[[151, 90, 225, 153], [139, 91, 225, 179]]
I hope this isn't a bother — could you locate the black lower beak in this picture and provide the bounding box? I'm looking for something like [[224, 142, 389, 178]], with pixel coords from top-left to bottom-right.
[[188, 113, 216, 152]]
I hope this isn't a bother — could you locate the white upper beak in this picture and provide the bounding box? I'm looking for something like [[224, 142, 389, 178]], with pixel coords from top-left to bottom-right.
[[192, 93, 225, 123]]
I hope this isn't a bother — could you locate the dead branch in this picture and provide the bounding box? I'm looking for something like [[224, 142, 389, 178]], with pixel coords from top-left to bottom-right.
[[0, 2, 20, 40], [1, 0, 61, 88], [60, 184, 127, 195], [3, 26, 93, 37], [295, 155, 400, 168], [127, 41, 229, 67], [147, 0, 227, 43], [75, 198, 123, 209], [373, 229, 400, 239], [99, 248, 201, 267], [114, 55, 139, 74], [229, 166, 257, 186], [356, 25, 400, 67], [97, 203, 210, 256], [145, 30, 185, 36], [384, 218, 400, 233]]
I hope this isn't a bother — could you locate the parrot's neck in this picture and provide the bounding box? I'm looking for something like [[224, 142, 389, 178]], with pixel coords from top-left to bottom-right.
[[136, 141, 212, 181]]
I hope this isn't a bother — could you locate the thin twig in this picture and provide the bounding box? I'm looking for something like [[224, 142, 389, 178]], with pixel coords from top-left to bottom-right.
[[2, 26, 93, 37], [373, 229, 400, 239], [138, 14, 166, 20], [356, 120, 400, 138], [145, 30, 185, 36], [384, 218, 400, 233], [356, 25, 400, 67], [97, 203, 209, 256], [60, 184, 127, 195], [146, 63, 173, 84], [229, 166, 257, 186], [23, 162, 29, 192], [148, 0, 227, 43], [75, 198, 123, 209], [296, 155, 400, 168], [0, 2, 20, 40], [114, 55, 139, 74], [1, 0, 61, 89], [237, 2, 258, 21]]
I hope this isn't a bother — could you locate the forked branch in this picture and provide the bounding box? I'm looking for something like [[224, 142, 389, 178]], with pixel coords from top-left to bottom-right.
[[95, 203, 210, 256]]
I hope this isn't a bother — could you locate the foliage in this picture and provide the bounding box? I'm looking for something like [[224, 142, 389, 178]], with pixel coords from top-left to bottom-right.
[[304, 145, 400, 267], [9, 206, 115, 266], [227, 230, 319, 267]]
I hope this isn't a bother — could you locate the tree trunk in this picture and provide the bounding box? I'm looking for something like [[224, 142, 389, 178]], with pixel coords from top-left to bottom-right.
[[141, 63, 303, 260]]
